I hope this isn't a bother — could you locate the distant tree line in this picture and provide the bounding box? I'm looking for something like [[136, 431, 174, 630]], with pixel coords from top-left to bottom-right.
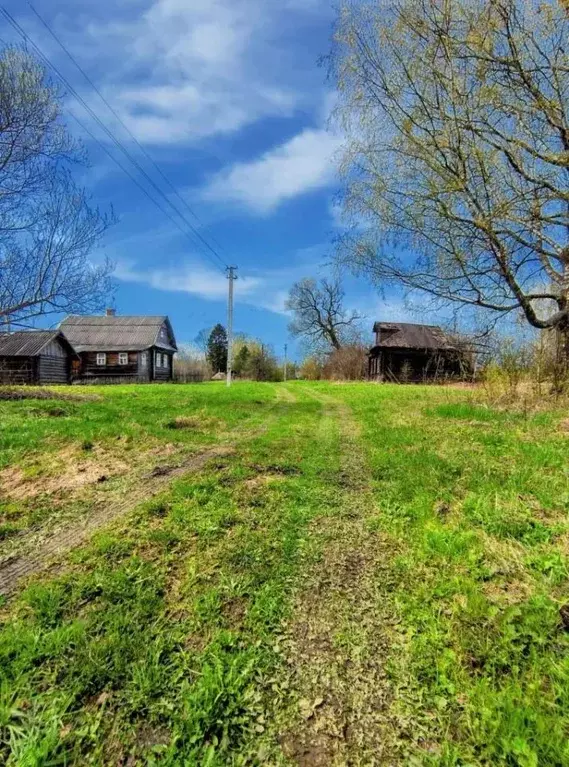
[[201, 324, 286, 381]]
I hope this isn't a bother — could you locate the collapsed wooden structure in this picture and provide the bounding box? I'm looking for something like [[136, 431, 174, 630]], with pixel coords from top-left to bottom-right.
[[368, 322, 468, 382]]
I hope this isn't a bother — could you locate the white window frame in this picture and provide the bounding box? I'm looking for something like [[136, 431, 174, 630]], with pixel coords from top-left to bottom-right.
[[141, 352, 148, 368], [155, 351, 161, 368], [118, 352, 128, 366], [162, 354, 168, 369], [96, 352, 106, 366]]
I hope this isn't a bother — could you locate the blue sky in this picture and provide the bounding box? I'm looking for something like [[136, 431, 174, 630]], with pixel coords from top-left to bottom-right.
[[3, 0, 415, 359]]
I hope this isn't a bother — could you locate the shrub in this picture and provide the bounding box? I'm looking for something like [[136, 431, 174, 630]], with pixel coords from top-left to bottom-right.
[[323, 345, 367, 381], [299, 356, 323, 380]]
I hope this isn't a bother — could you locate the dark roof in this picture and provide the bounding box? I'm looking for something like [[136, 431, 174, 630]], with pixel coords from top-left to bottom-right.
[[59, 315, 177, 353], [0, 330, 76, 357], [372, 322, 457, 350]]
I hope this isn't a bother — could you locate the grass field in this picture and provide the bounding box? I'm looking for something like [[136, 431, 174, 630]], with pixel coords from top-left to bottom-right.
[[1, 381, 569, 765]]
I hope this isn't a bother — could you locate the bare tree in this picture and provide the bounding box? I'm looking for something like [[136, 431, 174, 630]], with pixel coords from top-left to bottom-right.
[[194, 327, 214, 356], [286, 277, 362, 352], [332, 0, 569, 363], [0, 46, 113, 328], [173, 343, 211, 382]]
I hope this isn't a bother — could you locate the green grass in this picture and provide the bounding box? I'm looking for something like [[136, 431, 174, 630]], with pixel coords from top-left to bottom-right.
[[0, 382, 275, 469], [338, 382, 569, 765], [0, 382, 275, 547], [1, 381, 569, 764]]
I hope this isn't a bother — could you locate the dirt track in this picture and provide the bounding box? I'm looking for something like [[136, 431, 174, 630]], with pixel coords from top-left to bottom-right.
[[0, 386, 296, 598], [0, 445, 233, 597]]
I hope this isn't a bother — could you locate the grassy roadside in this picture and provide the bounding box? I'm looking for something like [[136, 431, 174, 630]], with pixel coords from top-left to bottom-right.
[[0, 385, 339, 764], [337, 382, 569, 765], [0, 383, 274, 548], [2, 381, 569, 765]]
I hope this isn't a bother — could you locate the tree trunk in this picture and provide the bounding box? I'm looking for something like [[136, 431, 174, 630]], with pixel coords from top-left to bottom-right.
[[553, 320, 569, 393]]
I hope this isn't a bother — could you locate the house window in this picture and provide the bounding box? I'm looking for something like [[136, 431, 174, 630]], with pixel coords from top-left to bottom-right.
[[96, 353, 106, 366], [155, 352, 161, 368], [162, 354, 168, 369], [141, 352, 148, 368], [118, 352, 128, 365]]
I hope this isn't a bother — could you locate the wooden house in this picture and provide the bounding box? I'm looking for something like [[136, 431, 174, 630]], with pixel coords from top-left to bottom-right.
[[59, 311, 177, 383], [0, 330, 77, 385], [368, 322, 466, 382]]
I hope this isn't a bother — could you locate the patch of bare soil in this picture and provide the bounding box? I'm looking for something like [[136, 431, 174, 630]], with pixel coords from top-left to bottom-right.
[[277, 391, 403, 765], [0, 398, 285, 598], [0, 446, 130, 501], [0, 445, 234, 597]]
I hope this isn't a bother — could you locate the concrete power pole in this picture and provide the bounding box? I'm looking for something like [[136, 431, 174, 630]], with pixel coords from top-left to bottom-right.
[[226, 266, 237, 387], [283, 343, 288, 382]]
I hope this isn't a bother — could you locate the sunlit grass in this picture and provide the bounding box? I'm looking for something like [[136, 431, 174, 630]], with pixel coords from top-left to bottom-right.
[[1, 381, 569, 764]]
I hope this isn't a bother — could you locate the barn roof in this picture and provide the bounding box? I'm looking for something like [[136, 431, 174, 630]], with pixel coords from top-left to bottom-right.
[[59, 315, 177, 353], [372, 322, 458, 350], [0, 330, 76, 357]]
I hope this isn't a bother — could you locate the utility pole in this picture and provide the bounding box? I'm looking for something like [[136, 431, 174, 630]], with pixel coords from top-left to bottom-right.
[[226, 266, 237, 387], [283, 343, 288, 382]]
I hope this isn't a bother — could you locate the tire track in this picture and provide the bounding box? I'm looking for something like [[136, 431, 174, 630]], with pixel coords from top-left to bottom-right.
[[277, 386, 402, 766], [0, 388, 294, 598]]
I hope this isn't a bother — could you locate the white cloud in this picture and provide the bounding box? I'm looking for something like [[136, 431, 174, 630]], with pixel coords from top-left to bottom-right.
[[113, 249, 331, 315], [115, 259, 263, 302], [203, 128, 341, 213], [329, 199, 345, 229], [65, 0, 323, 145]]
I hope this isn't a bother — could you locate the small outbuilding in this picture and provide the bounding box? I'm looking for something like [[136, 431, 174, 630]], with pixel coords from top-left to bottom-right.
[[368, 322, 468, 382], [59, 311, 177, 382], [0, 330, 76, 385]]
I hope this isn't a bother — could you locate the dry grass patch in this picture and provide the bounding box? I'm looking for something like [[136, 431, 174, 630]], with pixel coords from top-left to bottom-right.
[[0, 445, 130, 500], [483, 577, 534, 606], [165, 413, 222, 431], [243, 474, 285, 490]]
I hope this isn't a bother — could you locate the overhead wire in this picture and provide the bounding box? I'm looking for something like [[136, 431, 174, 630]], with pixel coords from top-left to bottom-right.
[[1, 7, 229, 275], [27, 2, 233, 265]]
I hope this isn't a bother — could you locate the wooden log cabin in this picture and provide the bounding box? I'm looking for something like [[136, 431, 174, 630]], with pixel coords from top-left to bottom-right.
[[368, 322, 467, 382], [59, 311, 177, 383], [0, 330, 77, 385]]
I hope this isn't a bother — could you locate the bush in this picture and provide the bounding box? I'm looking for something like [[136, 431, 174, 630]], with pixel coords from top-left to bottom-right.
[[481, 331, 569, 409], [299, 357, 323, 380], [322, 345, 367, 381]]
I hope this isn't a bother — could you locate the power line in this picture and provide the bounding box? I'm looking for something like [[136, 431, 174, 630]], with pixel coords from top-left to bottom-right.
[[1, 8, 229, 274], [0, 31, 205, 265], [27, 2, 233, 265]]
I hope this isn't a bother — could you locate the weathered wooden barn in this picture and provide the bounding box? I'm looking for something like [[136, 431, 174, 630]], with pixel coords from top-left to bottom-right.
[[59, 311, 177, 383], [0, 330, 77, 385], [368, 322, 467, 382]]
